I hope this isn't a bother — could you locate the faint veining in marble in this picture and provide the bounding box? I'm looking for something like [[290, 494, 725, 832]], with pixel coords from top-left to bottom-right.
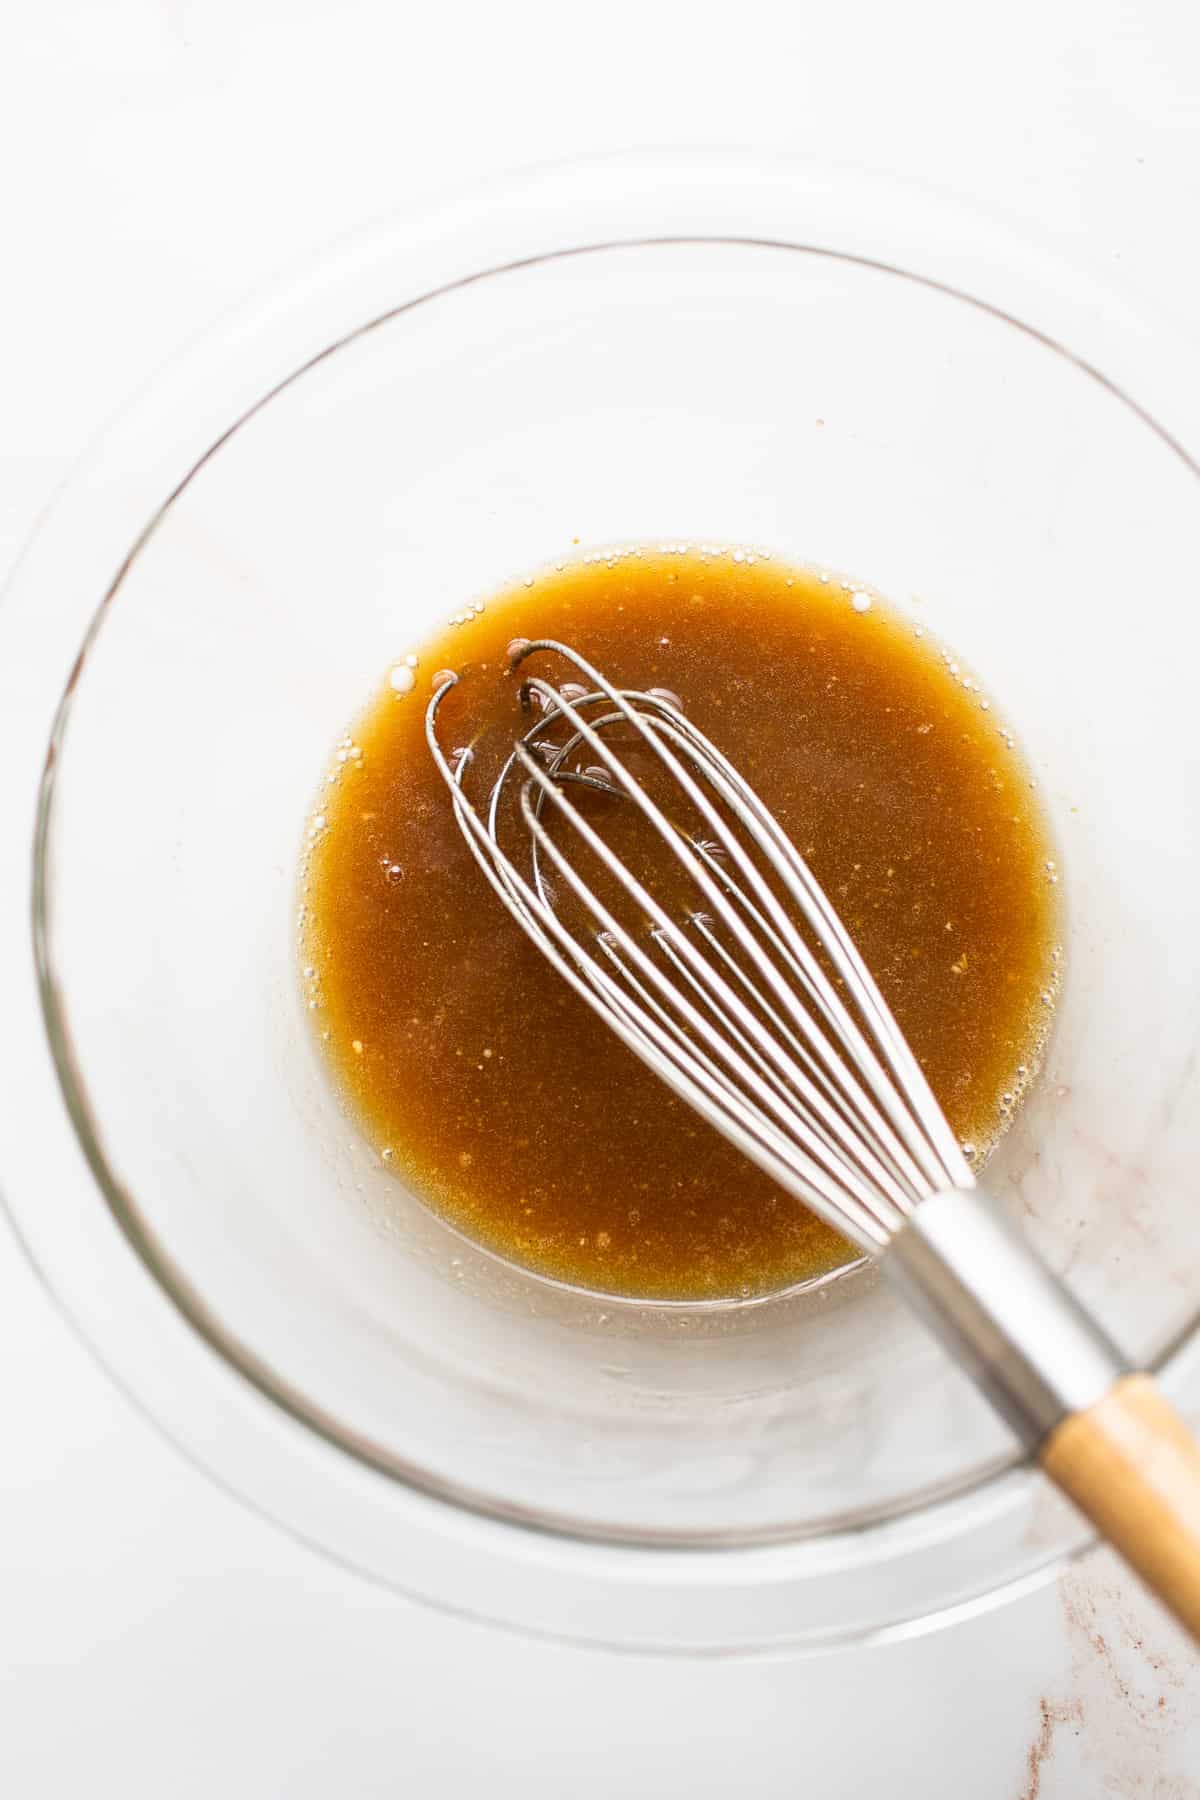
[[1021, 1695, 1083, 1800], [1019, 1556, 1200, 1797]]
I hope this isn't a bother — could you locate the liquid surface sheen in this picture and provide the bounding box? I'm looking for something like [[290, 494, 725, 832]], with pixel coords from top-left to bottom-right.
[[301, 549, 1061, 1301]]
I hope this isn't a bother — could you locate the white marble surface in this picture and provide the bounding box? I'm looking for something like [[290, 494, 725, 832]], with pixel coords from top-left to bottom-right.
[[2, 2, 1200, 1793]]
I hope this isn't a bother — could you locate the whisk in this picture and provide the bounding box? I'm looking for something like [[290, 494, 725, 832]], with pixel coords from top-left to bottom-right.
[[428, 638, 1200, 1641]]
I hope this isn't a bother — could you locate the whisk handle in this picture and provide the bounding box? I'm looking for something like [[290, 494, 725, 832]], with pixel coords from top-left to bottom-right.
[[1041, 1375, 1200, 1642], [889, 1189, 1200, 1643]]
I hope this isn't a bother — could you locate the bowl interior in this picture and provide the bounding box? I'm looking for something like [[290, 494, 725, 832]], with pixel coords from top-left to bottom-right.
[[41, 238, 1200, 1543]]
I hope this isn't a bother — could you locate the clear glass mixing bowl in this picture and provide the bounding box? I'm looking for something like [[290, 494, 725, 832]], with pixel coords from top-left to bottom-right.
[[4, 151, 1200, 1652]]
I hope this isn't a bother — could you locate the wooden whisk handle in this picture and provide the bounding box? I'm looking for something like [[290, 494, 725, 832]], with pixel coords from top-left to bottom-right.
[[1041, 1374, 1200, 1641], [890, 1190, 1200, 1643]]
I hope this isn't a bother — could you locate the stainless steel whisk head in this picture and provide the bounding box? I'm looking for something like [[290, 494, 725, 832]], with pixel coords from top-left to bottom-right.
[[426, 637, 1200, 1648], [427, 638, 971, 1256]]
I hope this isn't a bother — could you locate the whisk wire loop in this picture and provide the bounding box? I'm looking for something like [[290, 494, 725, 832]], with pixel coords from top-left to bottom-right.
[[426, 639, 974, 1254]]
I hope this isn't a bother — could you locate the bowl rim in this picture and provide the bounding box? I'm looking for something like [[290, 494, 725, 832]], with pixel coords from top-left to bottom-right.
[[9, 146, 1200, 1648]]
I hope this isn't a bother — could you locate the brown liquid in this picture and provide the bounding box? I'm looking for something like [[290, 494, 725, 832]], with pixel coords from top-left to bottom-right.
[[301, 549, 1061, 1301]]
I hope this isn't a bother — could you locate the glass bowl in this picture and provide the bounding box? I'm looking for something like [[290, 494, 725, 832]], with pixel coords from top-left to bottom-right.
[[4, 150, 1200, 1653]]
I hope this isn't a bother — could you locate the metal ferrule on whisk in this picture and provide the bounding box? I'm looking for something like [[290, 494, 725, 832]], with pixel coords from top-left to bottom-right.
[[887, 1190, 1126, 1448]]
